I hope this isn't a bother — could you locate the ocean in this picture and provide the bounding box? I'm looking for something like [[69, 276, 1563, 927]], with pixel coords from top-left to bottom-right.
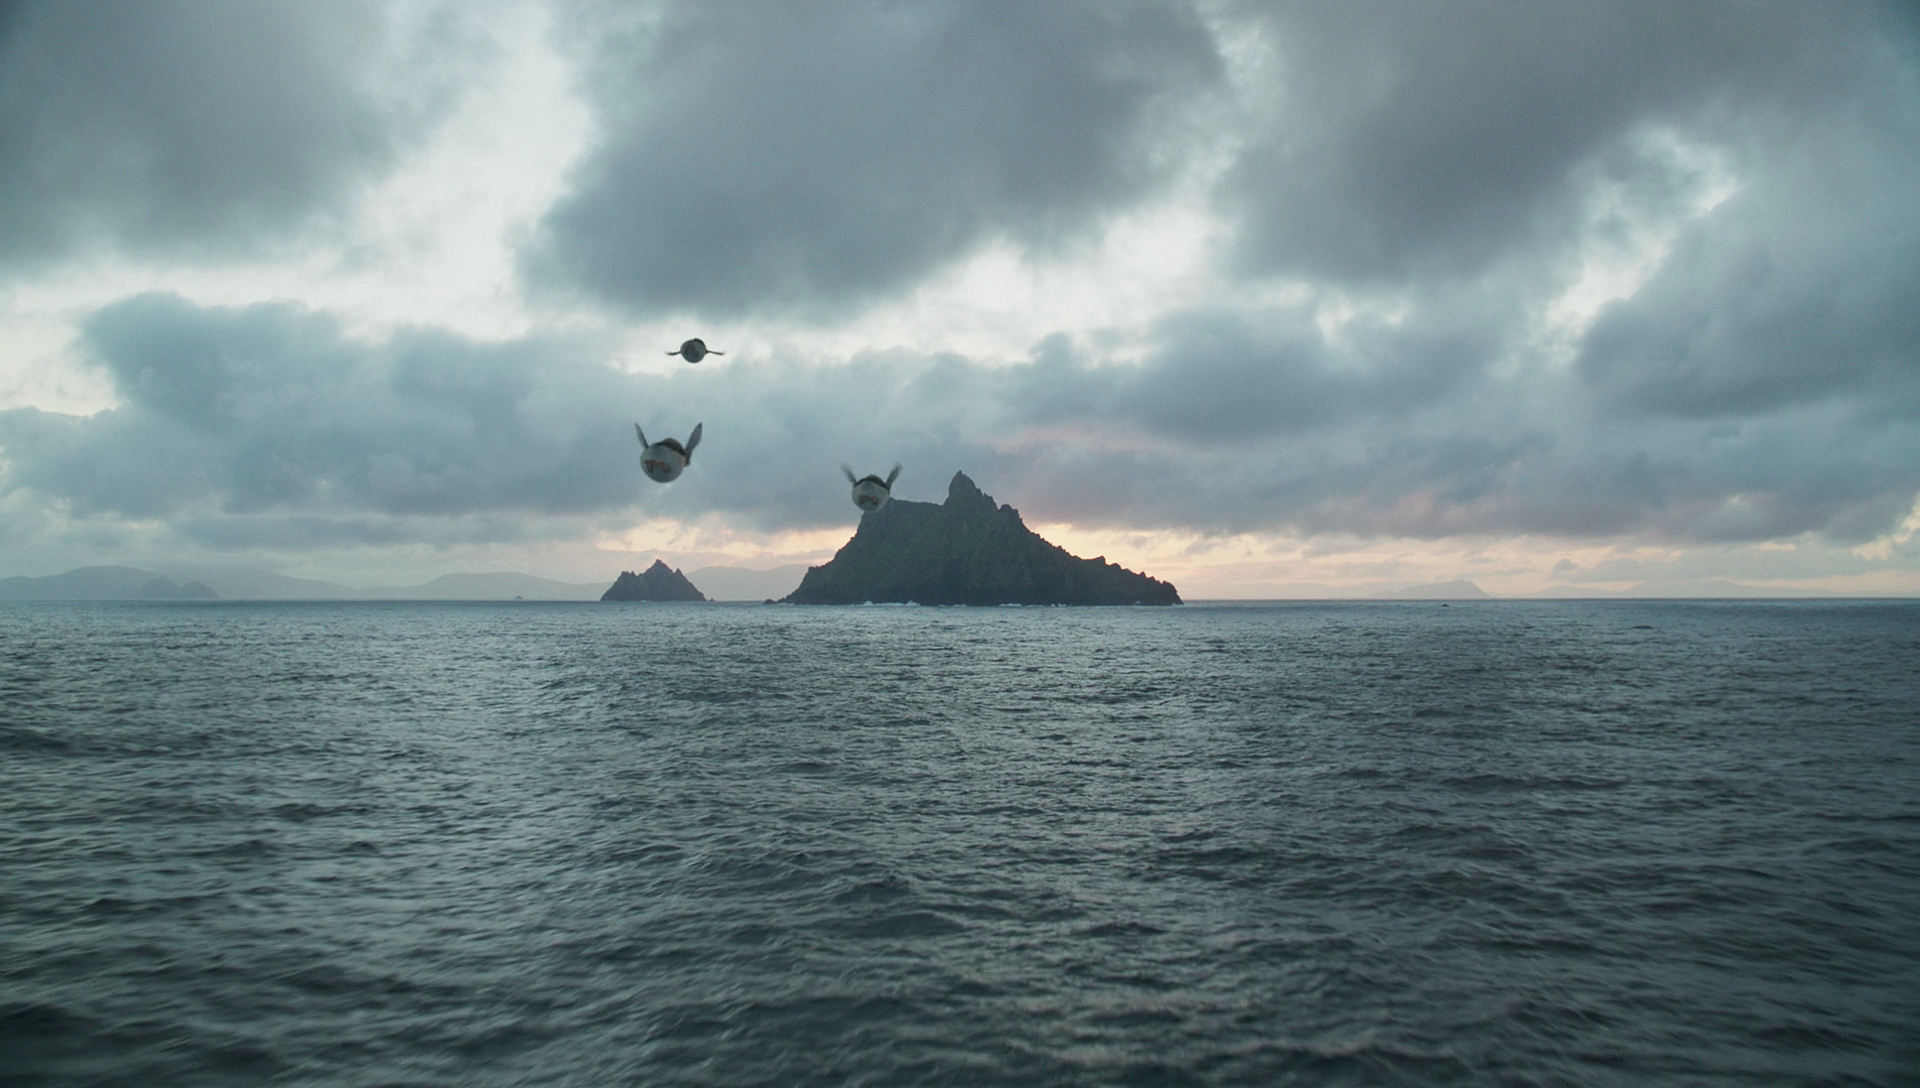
[[3, 600, 1916, 1086]]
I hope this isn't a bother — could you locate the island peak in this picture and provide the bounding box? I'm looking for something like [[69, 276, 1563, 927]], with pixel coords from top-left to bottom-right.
[[601, 559, 707, 602], [782, 474, 1179, 606]]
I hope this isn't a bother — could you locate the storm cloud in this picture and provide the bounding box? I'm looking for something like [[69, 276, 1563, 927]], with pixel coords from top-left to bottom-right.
[[0, 1, 1915, 588], [526, 0, 1221, 318], [1577, 123, 1920, 420], [0, 0, 460, 270], [0, 294, 639, 531], [3, 287, 1914, 555], [1218, 0, 1915, 284]]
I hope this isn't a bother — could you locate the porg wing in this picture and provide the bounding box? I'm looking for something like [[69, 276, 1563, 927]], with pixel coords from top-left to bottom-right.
[[843, 464, 857, 484], [684, 422, 703, 459], [635, 423, 649, 449], [884, 464, 901, 488]]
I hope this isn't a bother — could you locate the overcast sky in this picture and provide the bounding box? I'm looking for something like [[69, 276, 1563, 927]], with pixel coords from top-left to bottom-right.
[[2, 0, 1916, 595]]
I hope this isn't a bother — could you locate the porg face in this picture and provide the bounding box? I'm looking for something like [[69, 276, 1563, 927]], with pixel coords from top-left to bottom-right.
[[844, 464, 900, 512], [642, 440, 688, 483], [851, 477, 890, 511]]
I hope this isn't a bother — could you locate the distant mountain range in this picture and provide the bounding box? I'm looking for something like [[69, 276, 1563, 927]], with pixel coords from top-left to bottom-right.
[[1525, 579, 1835, 599], [1372, 580, 1491, 600], [0, 567, 611, 601], [0, 567, 217, 600], [357, 572, 612, 600], [1375, 579, 1837, 599], [0, 566, 1859, 602], [0, 564, 803, 602]]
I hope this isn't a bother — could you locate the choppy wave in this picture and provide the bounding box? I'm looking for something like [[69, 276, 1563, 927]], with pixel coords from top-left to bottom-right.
[[2, 599, 1916, 1085]]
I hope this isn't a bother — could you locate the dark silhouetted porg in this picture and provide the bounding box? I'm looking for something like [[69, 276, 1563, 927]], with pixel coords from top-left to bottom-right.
[[668, 339, 722, 363], [843, 464, 900, 512], [636, 422, 703, 483]]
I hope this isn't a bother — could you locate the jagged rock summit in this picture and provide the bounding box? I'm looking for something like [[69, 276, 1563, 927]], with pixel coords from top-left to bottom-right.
[[600, 559, 707, 602], [782, 472, 1180, 606]]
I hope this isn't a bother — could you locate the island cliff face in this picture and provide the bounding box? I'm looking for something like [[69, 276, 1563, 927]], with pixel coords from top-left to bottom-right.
[[601, 560, 707, 602], [782, 473, 1180, 606]]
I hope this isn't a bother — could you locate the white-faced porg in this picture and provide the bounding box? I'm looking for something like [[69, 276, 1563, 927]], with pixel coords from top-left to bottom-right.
[[668, 339, 722, 364], [843, 464, 900, 512], [636, 422, 703, 483]]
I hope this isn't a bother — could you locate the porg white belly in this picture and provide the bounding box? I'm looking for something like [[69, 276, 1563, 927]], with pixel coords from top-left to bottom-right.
[[642, 445, 687, 483], [635, 422, 701, 484], [844, 464, 901, 512]]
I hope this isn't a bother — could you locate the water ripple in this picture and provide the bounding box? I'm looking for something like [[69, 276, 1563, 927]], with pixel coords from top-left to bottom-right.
[[2, 599, 1916, 1085]]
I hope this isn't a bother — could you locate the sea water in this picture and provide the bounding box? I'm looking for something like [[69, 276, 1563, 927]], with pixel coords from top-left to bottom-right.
[[2, 600, 1916, 1086]]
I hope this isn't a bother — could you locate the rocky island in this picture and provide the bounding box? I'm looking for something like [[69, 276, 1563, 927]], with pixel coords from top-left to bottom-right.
[[600, 560, 707, 602], [782, 472, 1180, 606]]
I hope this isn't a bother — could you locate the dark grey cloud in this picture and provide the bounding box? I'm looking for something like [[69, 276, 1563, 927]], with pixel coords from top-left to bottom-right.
[[999, 312, 1919, 544], [1544, 12, 1920, 445], [1012, 283, 1510, 447], [1092, 0, 1920, 544], [1219, 0, 1914, 283], [4, 2, 1916, 564], [0, 293, 641, 539], [1577, 119, 1920, 419], [0, 293, 1021, 547], [4, 291, 1914, 557], [0, 0, 463, 270], [526, 0, 1221, 318]]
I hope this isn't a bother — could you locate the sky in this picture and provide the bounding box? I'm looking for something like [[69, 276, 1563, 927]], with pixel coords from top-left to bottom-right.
[[1, 0, 1917, 597]]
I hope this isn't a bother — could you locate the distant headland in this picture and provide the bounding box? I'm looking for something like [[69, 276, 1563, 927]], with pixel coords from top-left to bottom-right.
[[782, 472, 1180, 606]]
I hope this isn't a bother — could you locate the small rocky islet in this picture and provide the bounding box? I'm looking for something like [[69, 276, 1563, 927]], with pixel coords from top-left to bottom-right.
[[599, 560, 706, 602]]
